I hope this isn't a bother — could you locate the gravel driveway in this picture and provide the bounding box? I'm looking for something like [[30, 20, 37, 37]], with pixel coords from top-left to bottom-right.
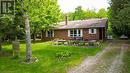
[[68, 40, 129, 73]]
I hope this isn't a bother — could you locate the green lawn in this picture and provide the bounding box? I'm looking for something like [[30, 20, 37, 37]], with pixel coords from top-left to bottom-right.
[[0, 42, 103, 73], [123, 48, 130, 73]]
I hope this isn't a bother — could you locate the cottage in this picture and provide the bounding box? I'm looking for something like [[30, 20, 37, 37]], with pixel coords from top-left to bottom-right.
[[41, 18, 108, 41]]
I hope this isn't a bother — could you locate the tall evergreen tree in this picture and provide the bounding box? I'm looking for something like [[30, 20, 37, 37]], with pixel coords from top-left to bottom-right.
[[109, 0, 130, 37], [72, 6, 86, 20]]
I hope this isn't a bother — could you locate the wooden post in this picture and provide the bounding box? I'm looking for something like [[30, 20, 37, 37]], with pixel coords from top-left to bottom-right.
[[12, 40, 20, 58]]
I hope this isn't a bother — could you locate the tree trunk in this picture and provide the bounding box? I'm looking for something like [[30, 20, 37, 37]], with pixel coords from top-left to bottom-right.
[[33, 32, 36, 41], [24, 12, 32, 63], [0, 42, 2, 51], [41, 30, 43, 41], [0, 37, 2, 51]]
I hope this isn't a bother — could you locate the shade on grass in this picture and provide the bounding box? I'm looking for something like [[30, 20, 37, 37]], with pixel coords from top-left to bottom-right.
[[122, 49, 130, 73], [0, 42, 102, 73]]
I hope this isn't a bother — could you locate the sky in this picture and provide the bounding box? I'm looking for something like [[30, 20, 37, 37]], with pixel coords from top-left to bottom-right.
[[58, 0, 110, 13]]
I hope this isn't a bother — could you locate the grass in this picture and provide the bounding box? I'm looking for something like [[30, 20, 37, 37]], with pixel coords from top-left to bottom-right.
[[122, 48, 130, 73], [0, 41, 104, 73]]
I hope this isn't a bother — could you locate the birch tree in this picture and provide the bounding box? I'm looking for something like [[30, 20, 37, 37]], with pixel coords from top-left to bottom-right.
[[22, 0, 61, 62]]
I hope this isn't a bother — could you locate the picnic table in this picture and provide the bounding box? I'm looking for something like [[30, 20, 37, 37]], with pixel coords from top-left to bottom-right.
[[57, 40, 66, 42], [57, 40, 67, 45]]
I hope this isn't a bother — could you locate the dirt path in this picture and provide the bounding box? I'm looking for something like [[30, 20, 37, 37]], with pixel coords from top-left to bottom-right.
[[68, 41, 129, 73]]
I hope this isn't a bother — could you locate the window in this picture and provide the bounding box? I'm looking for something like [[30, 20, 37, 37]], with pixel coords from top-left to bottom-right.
[[89, 28, 97, 34], [46, 31, 54, 37], [68, 29, 83, 37]]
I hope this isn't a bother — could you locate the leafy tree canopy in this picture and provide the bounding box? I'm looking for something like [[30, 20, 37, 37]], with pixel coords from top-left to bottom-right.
[[109, 0, 130, 37], [62, 6, 108, 21]]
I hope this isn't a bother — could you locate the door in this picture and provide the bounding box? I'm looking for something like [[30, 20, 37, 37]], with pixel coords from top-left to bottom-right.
[[99, 28, 103, 40]]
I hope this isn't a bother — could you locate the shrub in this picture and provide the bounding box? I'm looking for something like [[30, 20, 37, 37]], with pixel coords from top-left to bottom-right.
[[73, 40, 80, 44], [58, 42, 64, 45], [68, 41, 74, 45], [88, 42, 95, 46], [79, 41, 85, 46], [56, 50, 72, 60], [68, 40, 81, 46]]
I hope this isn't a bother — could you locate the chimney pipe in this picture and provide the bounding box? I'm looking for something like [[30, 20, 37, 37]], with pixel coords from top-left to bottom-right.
[[65, 16, 68, 25]]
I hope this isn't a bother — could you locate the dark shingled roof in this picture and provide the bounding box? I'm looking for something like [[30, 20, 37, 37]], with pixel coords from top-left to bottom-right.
[[55, 18, 108, 29]]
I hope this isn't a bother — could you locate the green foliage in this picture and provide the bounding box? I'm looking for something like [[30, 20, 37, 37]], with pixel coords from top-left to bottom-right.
[[0, 0, 62, 40], [88, 42, 95, 46], [62, 6, 108, 21], [79, 41, 85, 46], [14, 0, 25, 40], [72, 6, 86, 20], [57, 42, 65, 45], [85, 9, 98, 19], [109, 0, 130, 37], [56, 50, 72, 60], [0, 15, 15, 40], [27, 0, 62, 30], [23, 0, 62, 40], [97, 8, 108, 18], [0, 0, 25, 41], [68, 40, 79, 45]]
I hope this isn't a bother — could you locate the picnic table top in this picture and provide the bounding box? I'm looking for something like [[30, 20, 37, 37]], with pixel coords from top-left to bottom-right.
[[88, 40, 97, 42], [57, 40, 66, 42]]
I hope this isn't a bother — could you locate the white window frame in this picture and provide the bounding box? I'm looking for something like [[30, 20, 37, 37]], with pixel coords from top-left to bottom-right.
[[89, 28, 97, 34], [68, 29, 83, 37], [46, 30, 54, 37]]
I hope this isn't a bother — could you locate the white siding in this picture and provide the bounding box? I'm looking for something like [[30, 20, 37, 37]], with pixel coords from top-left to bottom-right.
[[45, 31, 48, 37], [94, 29, 97, 34], [52, 31, 54, 37], [89, 29, 91, 34], [80, 29, 83, 37], [68, 30, 70, 37]]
